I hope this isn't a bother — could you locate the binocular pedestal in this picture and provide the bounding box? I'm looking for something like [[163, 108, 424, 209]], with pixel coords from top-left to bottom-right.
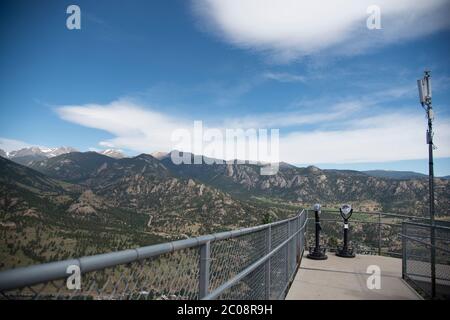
[[307, 210, 327, 260], [336, 219, 355, 258], [307, 248, 328, 260]]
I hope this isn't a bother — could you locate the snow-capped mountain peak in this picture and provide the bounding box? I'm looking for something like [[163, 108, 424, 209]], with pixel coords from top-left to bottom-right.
[[98, 149, 125, 159], [45, 146, 78, 157], [8, 146, 78, 158], [150, 151, 169, 160], [4, 145, 126, 165], [4, 146, 79, 166]]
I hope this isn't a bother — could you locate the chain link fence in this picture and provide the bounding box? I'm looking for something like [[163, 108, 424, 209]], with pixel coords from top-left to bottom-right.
[[306, 209, 429, 257], [0, 210, 307, 300], [402, 222, 450, 299]]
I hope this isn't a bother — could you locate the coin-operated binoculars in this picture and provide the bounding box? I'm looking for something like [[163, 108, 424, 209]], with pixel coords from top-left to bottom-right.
[[336, 204, 355, 258], [307, 203, 328, 260]]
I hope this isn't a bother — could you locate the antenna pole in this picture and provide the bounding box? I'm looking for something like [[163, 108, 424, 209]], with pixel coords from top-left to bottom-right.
[[423, 70, 436, 298]]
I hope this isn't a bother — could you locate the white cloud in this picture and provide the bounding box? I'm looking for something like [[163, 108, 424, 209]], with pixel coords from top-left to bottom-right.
[[280, 113, 450, 164], [191, 0, 450, 62], [223, 100, 362, 129], [0, 137, 32, 153], [57, 99, 190, 154], [56, 98, 450, 164], [263, 72, 306, 82]]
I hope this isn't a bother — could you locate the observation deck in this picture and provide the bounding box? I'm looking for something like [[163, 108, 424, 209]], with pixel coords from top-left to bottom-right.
[[286, 252, 421, 300]]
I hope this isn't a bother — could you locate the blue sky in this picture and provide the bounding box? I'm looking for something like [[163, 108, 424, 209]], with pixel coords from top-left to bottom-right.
[[1, 0, 450, 175]]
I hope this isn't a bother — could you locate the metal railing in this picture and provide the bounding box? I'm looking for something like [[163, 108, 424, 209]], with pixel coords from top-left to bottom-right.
[[306, 209, 429, 257], [0, 210, 307, 300], [402, 221, 450, 299]]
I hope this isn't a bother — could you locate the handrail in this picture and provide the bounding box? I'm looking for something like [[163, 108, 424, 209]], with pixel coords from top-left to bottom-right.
[[317, 209, 432, 220], [403, 220, 450, 230], [400, 234, 450, 254], [318, 218, 403, 227]]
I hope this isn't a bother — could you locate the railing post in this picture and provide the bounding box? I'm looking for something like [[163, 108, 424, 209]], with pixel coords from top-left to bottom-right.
[[199, 241, 210, 299], [296, 214, 300, 261], [378, 212, 382, 256], [265, 225, 272, 300], [299, 213, 303, 256], [286, 221, 291, 283], [302, 211, 306, 255], [402, 223, 406, 279]]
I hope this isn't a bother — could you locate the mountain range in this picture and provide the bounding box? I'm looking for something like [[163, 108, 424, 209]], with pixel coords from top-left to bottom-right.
[[0, 146, 125, 166], [1, 148, 449, 270], [2, 145, 447, 179]]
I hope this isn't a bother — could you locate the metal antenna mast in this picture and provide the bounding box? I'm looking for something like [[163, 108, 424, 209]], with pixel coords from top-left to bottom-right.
[[417, 70, 436, 298]]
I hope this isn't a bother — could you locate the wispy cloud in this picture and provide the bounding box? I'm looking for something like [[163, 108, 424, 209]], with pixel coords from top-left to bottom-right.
[[57, 99, 190, 153], [55, 95, 450, 164], [191, 0, 450, 62], [263, 72, 306, 83], [280, 113, 450, 164], [0, 137, 32, 153], [222, 100, 362, 129]]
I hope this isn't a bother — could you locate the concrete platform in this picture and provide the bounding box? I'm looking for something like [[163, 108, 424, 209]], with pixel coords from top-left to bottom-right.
[[286, 252, 422, 300]]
